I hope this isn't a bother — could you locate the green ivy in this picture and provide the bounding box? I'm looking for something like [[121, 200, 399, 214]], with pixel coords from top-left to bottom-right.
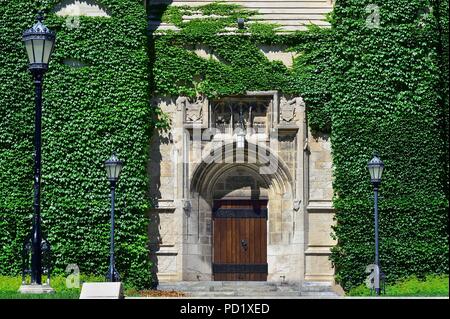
[[313, 0, 449, 290], [149, 1, 449, 291], [0, 0, 154, 289], [0, 0, 447, 292]]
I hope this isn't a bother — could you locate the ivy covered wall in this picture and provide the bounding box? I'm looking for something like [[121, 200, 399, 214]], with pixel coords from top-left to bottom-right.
[[318, 0, 449, 290], [150, 1, 449, 290], [0, 0, 447, 291], [0, 0, 153, 288]]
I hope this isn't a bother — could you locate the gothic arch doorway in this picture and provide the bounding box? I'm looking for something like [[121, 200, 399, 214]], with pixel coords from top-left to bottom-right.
[[210, 165, 269, 281], [187, 142, 296, 282]]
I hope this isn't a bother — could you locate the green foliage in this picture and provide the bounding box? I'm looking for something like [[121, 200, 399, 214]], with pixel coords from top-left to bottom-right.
[[318, 0, 449, 290], [150, 3, 301, 98], [161, 3, 256, 36], [0, 0, 447, 293], [150, 1, 449, 291], [0, 274, 104, 299], [0, 1, 154, 289], [348, 274, 449, 296], [0, 291, 79, 299], [0, 274, 102, 291]]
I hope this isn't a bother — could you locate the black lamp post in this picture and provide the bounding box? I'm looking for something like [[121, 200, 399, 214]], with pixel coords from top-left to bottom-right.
[[22, 11, 56, 286], [368, 153, 385, 296], [104, 153, 123, 282]]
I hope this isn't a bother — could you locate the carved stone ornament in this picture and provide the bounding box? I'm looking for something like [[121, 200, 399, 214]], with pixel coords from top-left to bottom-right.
[[280, 96, 305, 123], [177, 95, 206, 123], [293, 200, 301, 211], [187, 97, 203, 122], [176, 96, 188, 112]]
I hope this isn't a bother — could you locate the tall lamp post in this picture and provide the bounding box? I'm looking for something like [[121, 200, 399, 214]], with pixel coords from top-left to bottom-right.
[[22, 11, 56, 287], [368, 153, 385, 296], [104, 153, 123, 282]]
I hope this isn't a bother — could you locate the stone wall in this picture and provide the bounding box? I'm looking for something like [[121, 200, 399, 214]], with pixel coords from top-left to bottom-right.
[[149, 91, 336, 284], [148, 0, 334, 32], [304, 131, 336, 281]]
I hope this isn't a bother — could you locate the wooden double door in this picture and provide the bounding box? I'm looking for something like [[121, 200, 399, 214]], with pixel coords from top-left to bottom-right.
[[212, 200, 268, 281]]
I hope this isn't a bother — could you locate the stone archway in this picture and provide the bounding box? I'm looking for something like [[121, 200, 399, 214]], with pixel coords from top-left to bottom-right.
[[151, 92, 336, 285], [183, 142, 303, 282]]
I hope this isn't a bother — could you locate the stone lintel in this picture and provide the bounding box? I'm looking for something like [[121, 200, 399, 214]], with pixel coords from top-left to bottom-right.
[[277, 124, 299, 133], [246, 90, 278, 96], [306, 201, 333, 212], [305, 246, 332, 255]]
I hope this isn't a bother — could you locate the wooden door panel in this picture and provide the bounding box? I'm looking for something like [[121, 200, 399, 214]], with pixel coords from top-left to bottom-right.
[[212, 200, 267, 281]]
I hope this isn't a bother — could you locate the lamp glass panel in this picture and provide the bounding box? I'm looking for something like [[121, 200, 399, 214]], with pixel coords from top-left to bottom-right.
[[43, 39, 54, 64], [114, 163, 123, 179], [377, 165, 384, 180], [373, 166, 380, 180], [25, 40, 35, 63], [368, 165, 375, 180], [32, 39, 45, 64], [105, 164, 113, 180]]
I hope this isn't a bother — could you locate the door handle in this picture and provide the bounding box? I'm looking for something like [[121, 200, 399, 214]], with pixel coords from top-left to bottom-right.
[[241, 239, 248, 251]]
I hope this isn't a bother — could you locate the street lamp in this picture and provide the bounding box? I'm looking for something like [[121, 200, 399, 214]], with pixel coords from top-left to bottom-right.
[[22, 11, 56, 288], [104, 153, 123, 282], [368, 153, 384, 296]]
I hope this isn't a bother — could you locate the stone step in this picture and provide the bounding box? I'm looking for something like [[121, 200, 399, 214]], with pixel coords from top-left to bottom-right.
[[188, 291, 238, 297], [157, 281, 337, 297], [300, 291, 339, 297], [159, 286, 286, 293], [188, 291, 302, 297], [301, 281, 334, 292], [158, 281, 282, 292]]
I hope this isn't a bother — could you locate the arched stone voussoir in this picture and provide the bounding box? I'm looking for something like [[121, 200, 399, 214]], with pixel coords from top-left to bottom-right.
[[190, 141, 294, 199]]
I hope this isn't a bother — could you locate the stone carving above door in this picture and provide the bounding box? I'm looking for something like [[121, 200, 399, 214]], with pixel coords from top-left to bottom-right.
[[280, 96, 305, 124], [177, 95, 207, 123], [212, 100, 269, 133], [175, 93, 306, 132]]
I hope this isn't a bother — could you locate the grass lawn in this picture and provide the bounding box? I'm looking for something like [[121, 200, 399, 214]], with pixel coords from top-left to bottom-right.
[[0, 275, 101, 299], [347, 274, 449, 297], [0, 275, 185, 299], [0, 290, 79, 299]]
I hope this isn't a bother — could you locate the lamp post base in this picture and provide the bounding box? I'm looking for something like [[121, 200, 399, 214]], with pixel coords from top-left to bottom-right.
[[18, 284, 55, 294]]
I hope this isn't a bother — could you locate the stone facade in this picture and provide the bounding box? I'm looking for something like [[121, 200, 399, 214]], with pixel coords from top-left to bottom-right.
[[149, 0, 334, 32], [149, 91, 336, 284], [58, 0, 337, 286]]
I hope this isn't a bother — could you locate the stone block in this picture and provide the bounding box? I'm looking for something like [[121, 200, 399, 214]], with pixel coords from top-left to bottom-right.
[[308, 213, 336, 246], [305, 254, 334, 280], [309, 189, 324, 201], [79, 282, 124, 299], [281, 222, 292, 233], [157, 253, 178, 273], [160, 163, 173, 177], [270, 233, 282, 244]]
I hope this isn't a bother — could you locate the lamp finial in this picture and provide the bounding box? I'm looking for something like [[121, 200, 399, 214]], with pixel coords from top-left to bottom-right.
[[36, 10, 45, 23]]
